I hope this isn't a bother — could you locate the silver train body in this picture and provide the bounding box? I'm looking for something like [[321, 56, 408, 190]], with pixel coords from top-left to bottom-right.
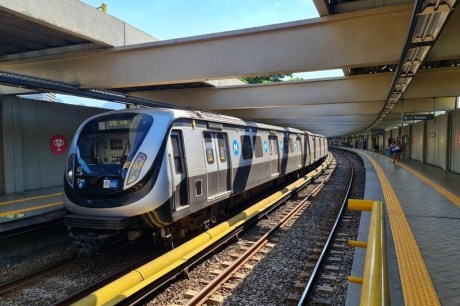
[[64, 108, 328, 236]]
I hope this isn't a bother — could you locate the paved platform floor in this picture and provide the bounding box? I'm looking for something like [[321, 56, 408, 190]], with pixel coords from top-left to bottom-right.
[[0, 186, 64, 232], [347, 149, 460, 306]]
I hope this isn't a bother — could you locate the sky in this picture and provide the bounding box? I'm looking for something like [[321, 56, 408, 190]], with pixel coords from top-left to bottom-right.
[[56, 0, 343, 108], [81, 0, 320, 40]]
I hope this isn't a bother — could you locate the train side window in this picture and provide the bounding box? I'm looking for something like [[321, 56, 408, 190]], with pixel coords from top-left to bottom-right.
[[170, 133, 183, 174], [253, 136, 263, 158], [241, 135, 253, 160], [217, 134, 227, 162], [203, 132, 215, 164], [289, 138, 294, 153]]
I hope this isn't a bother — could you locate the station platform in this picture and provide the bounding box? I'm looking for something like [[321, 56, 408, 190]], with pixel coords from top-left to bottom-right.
[[0, 186, 65, 233], [347, 149, 460, 306]]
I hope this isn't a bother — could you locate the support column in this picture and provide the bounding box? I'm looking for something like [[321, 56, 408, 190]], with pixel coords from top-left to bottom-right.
[[1, 95, 24, 194]]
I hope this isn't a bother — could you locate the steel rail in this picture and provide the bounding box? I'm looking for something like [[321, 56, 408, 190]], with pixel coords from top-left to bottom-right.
[[0, 256, 78, 296], [297, 150, 354, 305]]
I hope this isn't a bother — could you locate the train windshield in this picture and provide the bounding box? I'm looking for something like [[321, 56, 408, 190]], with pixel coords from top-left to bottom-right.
[[75, 113, 153, 178]]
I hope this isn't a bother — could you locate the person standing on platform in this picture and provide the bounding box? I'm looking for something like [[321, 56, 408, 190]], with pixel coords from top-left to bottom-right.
[[393, 141, 402, 163]]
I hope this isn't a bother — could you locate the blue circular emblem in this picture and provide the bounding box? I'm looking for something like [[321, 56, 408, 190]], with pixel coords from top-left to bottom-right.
[[232, 139, 239, 156], [263, 140, 268, 153]]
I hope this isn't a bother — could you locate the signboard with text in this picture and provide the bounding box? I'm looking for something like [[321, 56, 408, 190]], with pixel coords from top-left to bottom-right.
[[371, 129, 385, 135], [403, 114, 434, 121]]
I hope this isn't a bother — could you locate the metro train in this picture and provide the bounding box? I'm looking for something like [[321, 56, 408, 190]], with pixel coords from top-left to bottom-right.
[[63, 108, 328, 252]]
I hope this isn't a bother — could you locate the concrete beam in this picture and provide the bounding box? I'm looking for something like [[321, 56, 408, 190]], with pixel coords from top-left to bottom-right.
[[0, 5, 412, 88], [313, 0, 330, 16], [428, 7, 460, 61], [218, 101, 383, 118], [391, 97, 456, 113], [0, 86, 34, 95], [133, 73, 393, 109], [0, 0, 156, 47], [404, 67, 460, 99]]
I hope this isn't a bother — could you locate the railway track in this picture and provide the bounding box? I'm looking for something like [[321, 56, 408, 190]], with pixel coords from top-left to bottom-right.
[[0, 238, 163, 305], [296, 149, 362, 305], [183, 168, 335, 306], [2, 154, 347, 305], [0, 256, 78, 296]]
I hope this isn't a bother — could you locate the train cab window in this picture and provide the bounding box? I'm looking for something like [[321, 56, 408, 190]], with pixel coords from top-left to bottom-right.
[[241, 135, 253, 160], [253, 136, 263, 158], [203, 133, 215, 164], [289, 138, 294, 153], [217, 134, 227, 162], [76, 113, 153, 179]]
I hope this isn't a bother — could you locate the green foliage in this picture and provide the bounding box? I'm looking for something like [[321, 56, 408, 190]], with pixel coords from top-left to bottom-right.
[[241, 74, 293, 84]]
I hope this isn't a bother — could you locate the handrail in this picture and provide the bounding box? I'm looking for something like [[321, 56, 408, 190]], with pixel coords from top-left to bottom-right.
[[348, 199, 390, 306]]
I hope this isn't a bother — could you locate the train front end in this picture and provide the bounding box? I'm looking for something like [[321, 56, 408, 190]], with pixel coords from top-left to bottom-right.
[[63, 110, 173, 253]]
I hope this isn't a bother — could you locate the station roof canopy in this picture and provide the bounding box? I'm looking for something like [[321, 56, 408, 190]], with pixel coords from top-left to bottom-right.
[[0, 0, 459, 137]]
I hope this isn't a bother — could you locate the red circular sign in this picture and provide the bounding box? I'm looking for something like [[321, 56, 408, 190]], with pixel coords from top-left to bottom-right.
[[49, 134, 68, 155]]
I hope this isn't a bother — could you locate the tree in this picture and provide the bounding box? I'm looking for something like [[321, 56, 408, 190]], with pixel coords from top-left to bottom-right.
[[241, 74, 293, 84]]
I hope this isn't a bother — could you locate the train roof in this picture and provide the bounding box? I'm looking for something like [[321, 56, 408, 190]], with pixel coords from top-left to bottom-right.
[[122, 107, 307, 135]]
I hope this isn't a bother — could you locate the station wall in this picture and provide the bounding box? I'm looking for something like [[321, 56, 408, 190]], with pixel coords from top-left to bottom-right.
[[411, 121, 425, 163], [426, 113, 448, 170], [451, 109, 460, 174], [0, 96, 109, 194]]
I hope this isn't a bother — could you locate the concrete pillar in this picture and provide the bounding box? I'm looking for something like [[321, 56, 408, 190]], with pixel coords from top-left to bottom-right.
[[1, 95, 24, 194]]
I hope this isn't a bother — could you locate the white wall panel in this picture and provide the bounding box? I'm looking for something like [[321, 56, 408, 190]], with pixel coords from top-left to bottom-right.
[[426, 114, 448, 169], [451, 109, 460, 174], [411, 121, 425, 162], [1, 96, 108, 193]]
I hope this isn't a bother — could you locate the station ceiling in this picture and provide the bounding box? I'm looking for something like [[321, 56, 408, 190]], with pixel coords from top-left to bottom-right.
[[0, 0, 459, 137]]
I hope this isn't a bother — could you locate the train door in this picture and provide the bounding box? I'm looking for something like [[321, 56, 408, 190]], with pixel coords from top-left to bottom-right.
[[312, 136, 317, 161], [215, 133, 230, 194], [203, 132, 230, 199], [170, 131, 188, 209], [296, 136, 302, 167], [305, 135, 311, 165], [269, 135, 279, 176]]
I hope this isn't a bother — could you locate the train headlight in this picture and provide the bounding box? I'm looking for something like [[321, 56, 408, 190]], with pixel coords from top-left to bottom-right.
[[127, 152, 147, 185], [66, 153, 75, 185]]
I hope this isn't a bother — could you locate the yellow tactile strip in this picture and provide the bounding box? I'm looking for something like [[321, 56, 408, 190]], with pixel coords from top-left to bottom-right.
[[0, 192, 63, 207], [0, 202, 63, 218], [363, 152, 440, 306]]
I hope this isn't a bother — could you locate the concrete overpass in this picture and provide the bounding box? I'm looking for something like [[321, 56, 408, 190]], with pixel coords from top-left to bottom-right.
[[0, 0, 459, 137]]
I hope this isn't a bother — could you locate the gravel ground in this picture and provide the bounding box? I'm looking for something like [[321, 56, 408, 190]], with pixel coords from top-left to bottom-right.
[[0, 242, 74, 284]]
